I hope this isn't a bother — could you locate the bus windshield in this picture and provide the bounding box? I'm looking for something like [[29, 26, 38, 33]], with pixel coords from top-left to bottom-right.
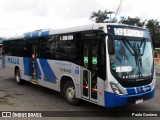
[[110, 37, 154, 81]]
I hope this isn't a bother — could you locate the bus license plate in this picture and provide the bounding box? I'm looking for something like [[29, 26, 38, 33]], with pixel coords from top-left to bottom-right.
[[135, 99, 143, 104]]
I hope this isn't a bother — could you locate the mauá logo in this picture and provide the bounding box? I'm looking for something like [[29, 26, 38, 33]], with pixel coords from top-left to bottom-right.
[[8, 57, 20, 65]]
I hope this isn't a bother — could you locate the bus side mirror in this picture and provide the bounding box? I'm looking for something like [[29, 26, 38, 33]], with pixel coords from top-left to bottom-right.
[[108, 36, 115, 55]]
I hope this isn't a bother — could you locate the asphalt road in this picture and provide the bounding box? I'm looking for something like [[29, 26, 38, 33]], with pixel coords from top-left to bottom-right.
[[0, 60, 160, 120]]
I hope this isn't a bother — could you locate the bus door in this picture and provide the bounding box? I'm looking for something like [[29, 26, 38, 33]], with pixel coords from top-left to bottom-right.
[[82, 38, 99, 102], [30, 43, 38, 83]]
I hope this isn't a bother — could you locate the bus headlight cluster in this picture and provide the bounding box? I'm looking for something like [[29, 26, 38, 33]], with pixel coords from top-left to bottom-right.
[[110, 82, 123, 95]]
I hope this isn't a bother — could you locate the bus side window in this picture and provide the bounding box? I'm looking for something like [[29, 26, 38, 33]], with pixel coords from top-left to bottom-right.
[[66, 33, 81, 64], [4, 40, 18, 56], [49, 36, 56, 59], [17, 40, 27, 57], [40, 37, 50, 59], [55, 35, 65, 60]]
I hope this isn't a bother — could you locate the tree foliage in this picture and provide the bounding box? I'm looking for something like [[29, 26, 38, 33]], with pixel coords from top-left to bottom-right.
[[119, 16, 146, 27], [146, 19, 160, 48], [90, 10, 109, 23]]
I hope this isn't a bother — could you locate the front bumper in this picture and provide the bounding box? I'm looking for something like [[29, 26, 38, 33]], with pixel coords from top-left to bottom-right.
[[105, 89, 155, 108]]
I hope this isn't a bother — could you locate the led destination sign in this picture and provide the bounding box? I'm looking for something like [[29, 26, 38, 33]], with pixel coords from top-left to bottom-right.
[[114, 28, 145, 37]]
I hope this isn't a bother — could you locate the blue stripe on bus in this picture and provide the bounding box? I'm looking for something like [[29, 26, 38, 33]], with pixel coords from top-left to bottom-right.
[[126, 85, 151, 95], [23, 58, 32, 76], [24, 33, 31, 39], [39, 59, 57, 83], [126, 88, 135, 95], [36, 61, 42, 80], [24, 31, 49, 39], [23, 58, 42, 80], [32, 32, 39, 38], [41, 31, 49, 37]]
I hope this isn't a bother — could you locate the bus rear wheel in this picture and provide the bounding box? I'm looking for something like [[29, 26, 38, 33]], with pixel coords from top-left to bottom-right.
[[63, 81, 80, 105], [15, 69, 23, 85]]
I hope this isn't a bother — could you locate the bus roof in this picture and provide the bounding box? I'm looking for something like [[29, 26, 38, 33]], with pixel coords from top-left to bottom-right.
[[3, 23, 147, 41]]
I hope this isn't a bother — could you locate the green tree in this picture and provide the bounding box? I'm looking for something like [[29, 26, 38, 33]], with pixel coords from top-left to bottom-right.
[[90, 10, 109, 23], [146, 19, 160, 48], [119, 16, 146, 27]]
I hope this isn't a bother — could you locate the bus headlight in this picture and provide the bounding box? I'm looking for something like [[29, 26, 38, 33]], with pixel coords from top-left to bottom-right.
[[110, 82, 123, 95]]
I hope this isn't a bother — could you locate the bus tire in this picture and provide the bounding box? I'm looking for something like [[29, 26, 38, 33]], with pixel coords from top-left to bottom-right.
[[63, 81, 80, 105], [15, 69, 23, 85]]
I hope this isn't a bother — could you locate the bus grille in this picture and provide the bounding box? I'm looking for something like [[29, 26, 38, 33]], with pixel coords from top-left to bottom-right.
[[119, 78, 153, 88]]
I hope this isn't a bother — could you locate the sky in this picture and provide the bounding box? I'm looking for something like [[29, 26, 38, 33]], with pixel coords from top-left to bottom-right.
[[0, 0, 159, 37]]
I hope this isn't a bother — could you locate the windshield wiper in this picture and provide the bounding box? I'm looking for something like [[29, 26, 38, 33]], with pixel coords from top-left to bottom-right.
[[122, 38, 146, 76]]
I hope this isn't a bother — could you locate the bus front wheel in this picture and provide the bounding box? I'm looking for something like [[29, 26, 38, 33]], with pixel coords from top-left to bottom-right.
[[63, 81, 80, 105], [15, 69, 23, 85]]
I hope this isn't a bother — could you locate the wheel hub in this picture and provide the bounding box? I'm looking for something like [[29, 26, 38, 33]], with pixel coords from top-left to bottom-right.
[[16, 74, 20, 82], [66, 87, 75, 100]]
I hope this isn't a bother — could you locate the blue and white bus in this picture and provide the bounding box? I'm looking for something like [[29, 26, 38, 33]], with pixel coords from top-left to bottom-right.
[[2, 23, 156, 108]]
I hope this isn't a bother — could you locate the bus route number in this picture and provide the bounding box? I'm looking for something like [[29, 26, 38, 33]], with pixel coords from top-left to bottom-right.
[[60, 35, 73, 40]]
